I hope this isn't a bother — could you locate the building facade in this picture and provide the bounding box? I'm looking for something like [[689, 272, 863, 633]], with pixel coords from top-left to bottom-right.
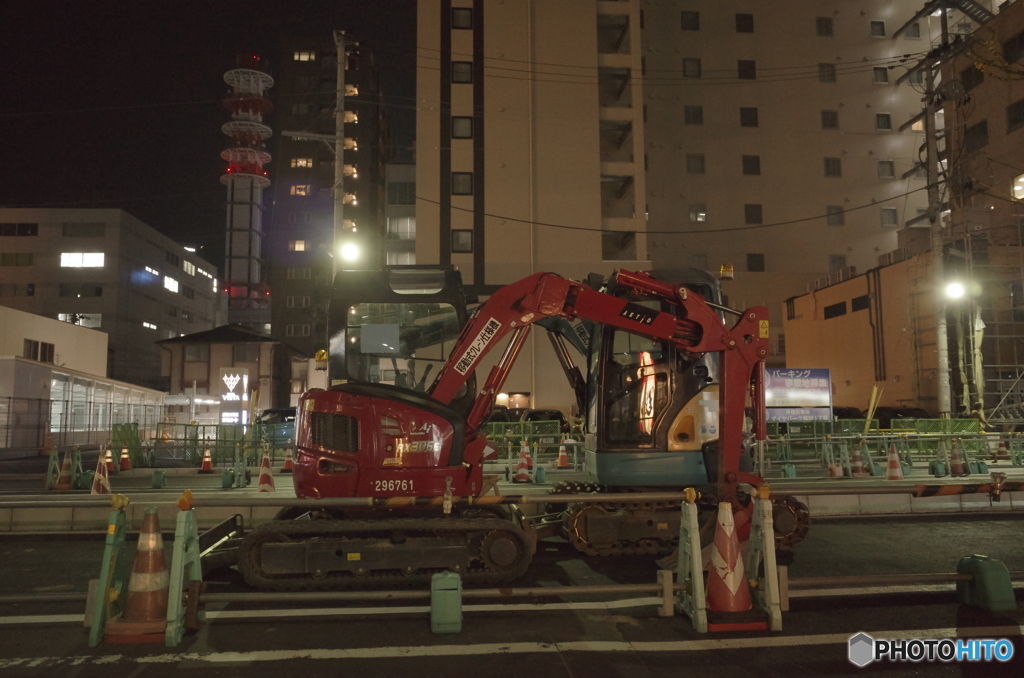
[[0, 208, 222, 390], [385, 164, 417, 265], [265, 35, 389, 357]]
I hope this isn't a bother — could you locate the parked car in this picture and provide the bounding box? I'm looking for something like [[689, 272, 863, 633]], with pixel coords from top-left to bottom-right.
[[832, 406, 864, 420], [523, 408, 570, 434]]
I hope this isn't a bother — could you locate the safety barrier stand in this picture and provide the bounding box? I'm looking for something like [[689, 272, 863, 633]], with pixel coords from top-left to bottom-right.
[[44, 449, 61, 490], [745, 486, 783, 631], [233, 443, 247, 488], [166, 490, 205, 647], [674, 487, 707, 633], [87, 494, 132, 648], [1011, 437, 1024, 467]]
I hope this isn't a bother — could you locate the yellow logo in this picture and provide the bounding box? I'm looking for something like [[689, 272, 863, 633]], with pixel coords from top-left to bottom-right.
[[759, 320, 769, 338]]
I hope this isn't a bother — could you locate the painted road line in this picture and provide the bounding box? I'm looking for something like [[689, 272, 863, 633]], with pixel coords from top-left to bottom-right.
[[790, 581, 1024, 598], [0, 597, 665, 625], [1, 625, 1022, 667]]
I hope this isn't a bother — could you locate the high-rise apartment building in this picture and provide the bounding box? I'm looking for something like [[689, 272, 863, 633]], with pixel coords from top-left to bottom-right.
[[416, 0, 989, 413], [265, 35, 388, 356]]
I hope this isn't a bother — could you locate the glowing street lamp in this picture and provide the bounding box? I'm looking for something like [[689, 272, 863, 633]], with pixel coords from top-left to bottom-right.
[[340, 242, 360, 262], [945, 281, 965, 299]]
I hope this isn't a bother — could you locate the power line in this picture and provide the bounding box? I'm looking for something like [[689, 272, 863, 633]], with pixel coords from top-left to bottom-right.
[[416, 185, 932, 235]]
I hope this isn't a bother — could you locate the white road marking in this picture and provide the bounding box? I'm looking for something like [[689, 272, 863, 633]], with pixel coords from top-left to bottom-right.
[[0, 625, 1021, 667]]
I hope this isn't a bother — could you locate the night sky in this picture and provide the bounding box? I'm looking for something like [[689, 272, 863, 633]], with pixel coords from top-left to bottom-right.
[[0, 1, 416, 269]]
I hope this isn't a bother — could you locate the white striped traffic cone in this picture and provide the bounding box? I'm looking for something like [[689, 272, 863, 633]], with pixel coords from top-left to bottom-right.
[[257, 453, 275, 492], [91, 455, 111, 495], [885, 443, 904, 481], [707, 502, 752, 613]]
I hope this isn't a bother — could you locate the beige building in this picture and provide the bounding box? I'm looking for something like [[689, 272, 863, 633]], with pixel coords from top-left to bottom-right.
[[415, 1, 1000, 414]]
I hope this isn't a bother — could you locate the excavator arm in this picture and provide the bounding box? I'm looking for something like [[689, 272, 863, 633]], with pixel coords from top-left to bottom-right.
[[428, 269, 769, 504]]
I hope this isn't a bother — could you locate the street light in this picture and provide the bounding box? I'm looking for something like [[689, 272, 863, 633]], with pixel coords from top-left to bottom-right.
[[945, 281, 965, 299], [340, 242, 360, 262]]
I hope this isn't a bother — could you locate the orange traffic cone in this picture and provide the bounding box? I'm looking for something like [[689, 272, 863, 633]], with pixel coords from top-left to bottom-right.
[[257, 453, 275, 492], [104, 448, 116, 474], [104, 507, 169, 642], [198, 449, 214, 474], [995, 440, 1010, 461], [119, 447, 132, 471], [850, 443, 869, 477], [556, 440, 570, 469], [91, 455, 111, 495], [706, 502, 766, 632], [53, 451, 74, 491], [519, 440, 533, 470], [512, 446, 531, 483], [281, 449, 294, 473], [949, 439, 968, 476], [885, 443, 904, 481]]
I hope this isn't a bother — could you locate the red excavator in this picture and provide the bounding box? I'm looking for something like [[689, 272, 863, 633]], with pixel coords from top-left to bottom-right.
[[237, 267, 802, 590]]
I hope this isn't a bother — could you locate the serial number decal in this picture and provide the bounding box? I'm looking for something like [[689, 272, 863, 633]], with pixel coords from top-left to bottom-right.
[[572, 319, 591, 350], [374, 479, 414, 493], [454, 317, 502, 375], [619, 302, 658, 326], [396, 440, 441, 454]]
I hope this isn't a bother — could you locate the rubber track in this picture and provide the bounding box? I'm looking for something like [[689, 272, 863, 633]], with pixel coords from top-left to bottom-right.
[[238, 517, 533, 591]]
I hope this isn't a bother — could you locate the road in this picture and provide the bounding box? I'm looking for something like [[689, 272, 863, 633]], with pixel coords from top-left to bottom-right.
[[0, 514, 1022, 677]]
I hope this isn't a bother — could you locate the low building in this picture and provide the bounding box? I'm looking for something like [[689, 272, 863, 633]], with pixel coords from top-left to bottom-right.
[[157, 324, 308, 424]]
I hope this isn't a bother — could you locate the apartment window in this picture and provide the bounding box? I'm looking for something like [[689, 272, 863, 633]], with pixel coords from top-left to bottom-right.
[[1008, 99, 1024, 134], [142, 322, 157, 330], [452, 7, 472, 29], [686, 154, 706, 174], [60, 252, 104, 267], [960, 66, 984, 92], [452, 116, 474, 138], [293, 51, 315, 61], [821, 110, 839, 129], [388, 182, 416, 205], [880, 207, 899, 227], [852, 295, 871, 312], [878, 160, 896, 178], [183, 286, 195, 299], [185, 345, 209, 362], [735, 13, 754, 33], [684, 105, 704, 125], [689, 204, 707, 222], [909, 70, 924, 85], [23, 339, 54, 363], [287, 296, 311, 308], [683, 58, 702, 78], [291, 158, 313, 168], [818, 63, 836, 83], [681, 11, 699, 31], [744, 204, 763, 224], [451, 172, 474, 195], [739, 107, 758, 127], [826, 206, 845, 226], [0, 223, 38, 236], [287, 267, 312, 280], [870, 21, 885, 37], [905, 22, 921, 39], [183, 261, 195, 276], [58, 283, 102, 298], [291, 185, 311, 196], [602, 231, 636, 261], [742, 155, 761, 175], [1004, 31, 1024, 63], [873, 67, 889, 84], [823, 302, 847, 320], [387, 251, 416, 265], [816, 16, 834, 36], [388, 216, 416, 240], [164, 276, 179, 293], [738, 60, 756, 80], [289, 240, 307, 252], [824, 157, 842, 177], [0, 253, 34, 266], [452, 230, 474, 253], [451, 61, 473, 83], [876, 113, 892, 131], [62, 223, 105, 237], [286, 324, 311, 337], [233, 344, 259, 363], [964, 120, 989, 153], [747, 253, 765, 272]]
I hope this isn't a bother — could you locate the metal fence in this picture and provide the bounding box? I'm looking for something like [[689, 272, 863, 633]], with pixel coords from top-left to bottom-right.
[[152, 422, 295, 467], [0, 397, 162, 458]]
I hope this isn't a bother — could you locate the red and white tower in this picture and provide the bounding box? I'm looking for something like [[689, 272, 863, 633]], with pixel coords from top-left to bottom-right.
[[221, 54, 273, 330]]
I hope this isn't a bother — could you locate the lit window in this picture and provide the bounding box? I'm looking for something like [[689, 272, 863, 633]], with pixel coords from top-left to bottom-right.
[[689, 204, 707, 222], [164, 276, 179, 293], [452, 116, 474, 139], [294, 51, 316, 61], [197, 267, 213, 279], [145, 266, 158, 275], [183, 261, 195, 276], [58, 313, 101, 328], [61, 252, 104, 268], [289, 240, 307, 252], [291, 158, 313, 168], [387, 251, 416, 265], [451, 173, 474, 195], [291, 185, 311, 196], [143, 322, 157, 330], [1013, 173, 1024, 200]]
